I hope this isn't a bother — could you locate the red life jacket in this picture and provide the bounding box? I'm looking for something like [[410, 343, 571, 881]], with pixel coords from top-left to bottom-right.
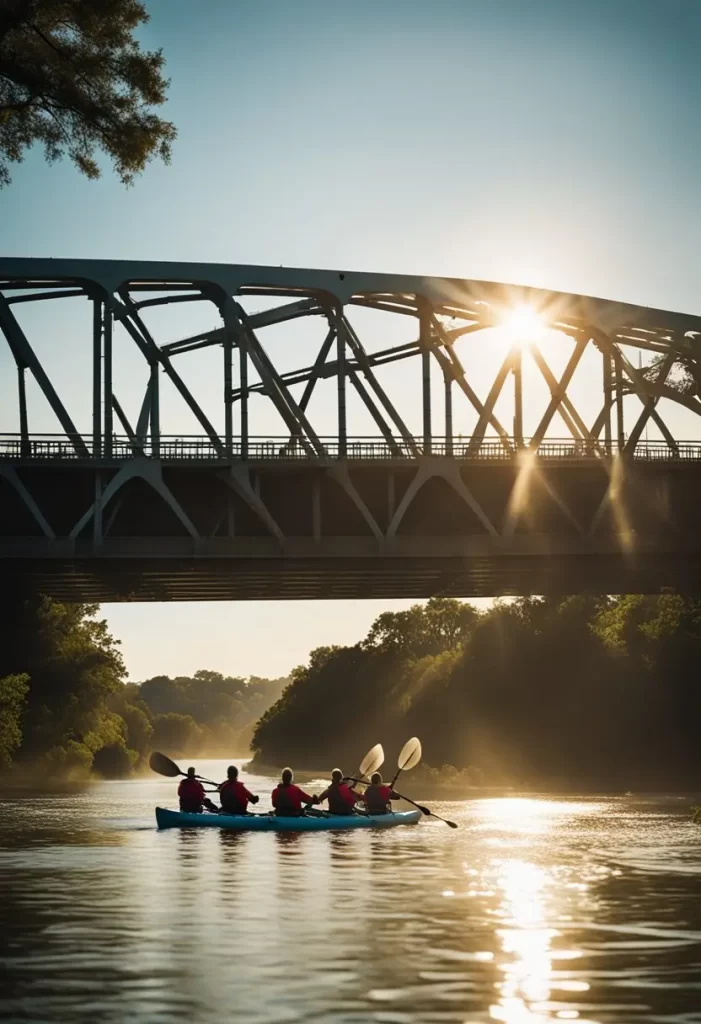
[[178, 777, 205, 812], [363, 783, 395, 814], [219, 779, 253, 814], [271, 782, 313, 815], [325, 782, 357, 815]]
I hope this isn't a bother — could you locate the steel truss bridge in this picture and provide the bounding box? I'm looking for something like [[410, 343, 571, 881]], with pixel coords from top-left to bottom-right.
[[1, 257, 700, 601]]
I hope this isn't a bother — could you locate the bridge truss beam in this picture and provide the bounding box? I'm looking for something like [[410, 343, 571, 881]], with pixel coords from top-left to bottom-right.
[[1, 259, 701, 601]]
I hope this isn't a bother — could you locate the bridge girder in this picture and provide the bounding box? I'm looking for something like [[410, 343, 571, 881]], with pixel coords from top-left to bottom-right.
[[0, 257, 700, 464], [2, 258, 701, 601]]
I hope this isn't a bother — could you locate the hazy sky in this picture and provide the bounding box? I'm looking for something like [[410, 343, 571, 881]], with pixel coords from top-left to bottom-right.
[[2, 0, 701, 680]]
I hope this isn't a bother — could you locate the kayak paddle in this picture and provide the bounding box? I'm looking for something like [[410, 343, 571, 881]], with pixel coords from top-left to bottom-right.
[[345, 773, 458, 829], [149, 751, 218, 787], [358, 743, 384, 781], [391, 736, 422, 786], [391, 790, 458, 829], [352, 743, 384, 815], [312, 743, 385, 816]]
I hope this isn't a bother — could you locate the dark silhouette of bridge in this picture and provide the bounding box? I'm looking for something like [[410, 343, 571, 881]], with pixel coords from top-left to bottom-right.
[[1, 258, 700, 601]]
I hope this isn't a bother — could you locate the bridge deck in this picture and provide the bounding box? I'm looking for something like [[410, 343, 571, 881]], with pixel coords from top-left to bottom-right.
[[2, 435, 700, 601]]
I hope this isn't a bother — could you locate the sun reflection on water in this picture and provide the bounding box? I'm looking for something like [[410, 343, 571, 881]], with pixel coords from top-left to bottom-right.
[[474, 798, 601, 1024]]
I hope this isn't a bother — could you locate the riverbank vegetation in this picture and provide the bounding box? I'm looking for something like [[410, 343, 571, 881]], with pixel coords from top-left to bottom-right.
[[2, 592, 700, 790], [0, 596, 287, 781], [252, 593, 701, 792]]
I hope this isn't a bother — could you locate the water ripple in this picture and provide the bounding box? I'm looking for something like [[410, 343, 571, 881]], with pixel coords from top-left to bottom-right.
[[1, 771, 700, 1022]]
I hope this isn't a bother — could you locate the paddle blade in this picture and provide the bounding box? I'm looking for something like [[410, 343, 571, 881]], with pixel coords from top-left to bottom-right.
[[397, 737, 422, 773], [359, 743, 384, 778], [149, 751, 182, 778]]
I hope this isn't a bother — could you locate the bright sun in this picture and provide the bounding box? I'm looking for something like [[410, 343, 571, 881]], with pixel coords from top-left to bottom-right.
[[502, 303, 545, 344]]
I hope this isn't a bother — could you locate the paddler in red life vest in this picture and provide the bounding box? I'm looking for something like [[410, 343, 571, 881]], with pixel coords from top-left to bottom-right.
[[271, 767, 319, 817], [178, 767, 207, 813], [218, 765, 259, 815], [318, 768, 362, 816], [362, 771, 400, 815]]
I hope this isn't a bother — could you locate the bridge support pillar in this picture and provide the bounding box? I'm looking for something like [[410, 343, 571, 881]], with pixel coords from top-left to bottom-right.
[[513, 348, 523, 447], [337, 324, 347, 457], [419, 301, 432, 454], [103, 303, 113, 458], [614, 349, 625, 450], [92, 298, 102, 458], [603, 349, 612, 452], [17, 365, 28, 456], [444, 370, 453, 455]]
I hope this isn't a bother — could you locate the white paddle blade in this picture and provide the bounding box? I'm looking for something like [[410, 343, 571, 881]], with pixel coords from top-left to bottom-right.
[[398, 737, 422, 772], [359, 743, 384, 778]]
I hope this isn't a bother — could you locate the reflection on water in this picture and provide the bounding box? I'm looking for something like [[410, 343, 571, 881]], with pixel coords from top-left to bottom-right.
[[1, 766, 700, 1023]]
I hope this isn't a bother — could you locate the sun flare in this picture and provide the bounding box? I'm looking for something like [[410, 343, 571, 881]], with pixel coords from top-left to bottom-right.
[[502, 304, 546, 344]]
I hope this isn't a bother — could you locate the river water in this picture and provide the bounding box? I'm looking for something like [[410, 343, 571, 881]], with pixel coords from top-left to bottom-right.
[[1, 761, 700, 1023]]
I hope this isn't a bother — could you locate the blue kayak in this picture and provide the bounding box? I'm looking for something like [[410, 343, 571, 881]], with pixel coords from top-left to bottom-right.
[[155, 806, 422, 832]]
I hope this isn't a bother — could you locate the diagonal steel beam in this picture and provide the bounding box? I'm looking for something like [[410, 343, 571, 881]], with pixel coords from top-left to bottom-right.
[[529, 334, 589, 448], [595, 328, 701, 423], [112, 292, 225, 455], [231, 304, 326, 457], [467, 348, 517, 454], [530, 342, 592, 442], [277, 327, 336, 454], [0, 293, 89, 455], [347, 368, 404, 454], [340, 315, 419, 455], [430, 342, 511, 449], [0, 465, 55, 538], [624, 352, 677, 454]]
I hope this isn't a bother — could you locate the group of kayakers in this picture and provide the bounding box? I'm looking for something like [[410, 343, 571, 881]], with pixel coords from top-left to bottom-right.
[[178, 765, 400, 817]]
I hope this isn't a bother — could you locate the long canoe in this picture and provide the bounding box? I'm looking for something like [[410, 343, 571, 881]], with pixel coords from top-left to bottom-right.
[[155, 806, 422, 832]]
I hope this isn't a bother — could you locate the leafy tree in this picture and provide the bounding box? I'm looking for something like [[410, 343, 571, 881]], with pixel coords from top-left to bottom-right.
[[0, 0, 176, 187], [364, 598, 479, 657], [0, 673, 29, 767], [135, 670, 289, 756], [120, 702, 152, 756], [151, 712, 202, 759], [636, 353, 701, 399], [92, 740, 137, 778], [251, 593, 701, 791], [0, 596, 126, 772]]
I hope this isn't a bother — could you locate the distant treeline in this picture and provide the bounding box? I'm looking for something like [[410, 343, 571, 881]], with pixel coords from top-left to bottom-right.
[[252, 594, 701, 791], [0, 596, 288, 780]]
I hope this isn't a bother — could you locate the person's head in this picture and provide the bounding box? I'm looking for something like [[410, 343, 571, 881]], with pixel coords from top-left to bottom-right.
[[281, 767, 293, 785], [227, 765, 238, 780], [331, 768, 343, 784], [370, 772, 383, 785], [186, 766, 196, 779]]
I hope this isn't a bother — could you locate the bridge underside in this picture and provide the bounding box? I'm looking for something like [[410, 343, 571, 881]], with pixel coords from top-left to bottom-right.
[[9, 552, 701, 603], [3, 458, 700, 600]]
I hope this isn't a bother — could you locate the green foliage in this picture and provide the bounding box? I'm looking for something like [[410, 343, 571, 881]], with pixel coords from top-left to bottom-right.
[[151, 712, 202, 759], [0, 596, 127, 775], [0, 673, 29, 768], [635, 353, 700, 399], [0, 595, 288, 779], [363, 597, 479, 657], [0, 0, 176, 187], [121, 702, 153, 756], [252, 593, 701, 791], [134, 669, 289, 756], [92, 741, 138, 779]]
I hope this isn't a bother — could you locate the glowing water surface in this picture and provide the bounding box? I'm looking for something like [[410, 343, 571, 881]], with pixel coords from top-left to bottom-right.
[[1, 763, 699, 1023]]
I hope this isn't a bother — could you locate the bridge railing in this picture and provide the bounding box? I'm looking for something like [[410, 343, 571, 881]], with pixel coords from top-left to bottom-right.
[[2, 433, 701, 462]]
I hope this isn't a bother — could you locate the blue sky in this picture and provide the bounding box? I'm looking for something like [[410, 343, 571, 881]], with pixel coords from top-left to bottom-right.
[[2, 0, 700, 680]]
